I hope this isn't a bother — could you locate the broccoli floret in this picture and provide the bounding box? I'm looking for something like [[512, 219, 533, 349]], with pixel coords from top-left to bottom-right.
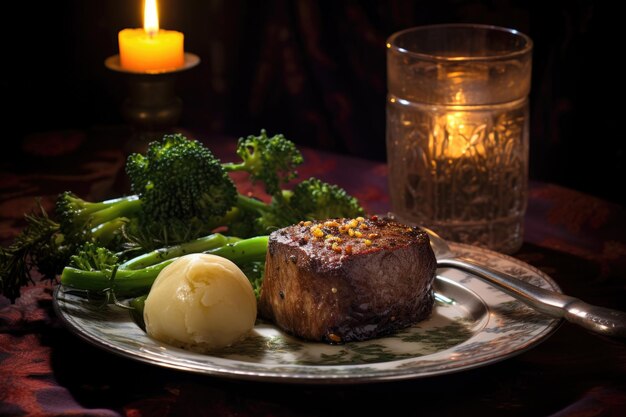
[[57, 134, 239, 249], [220, 205, 264, 239], [127, 133, 237, 221], [69, 242, 119, 273], [288, 177, 364, 221], [56, 192, 139, 241], [55, 134, 240, 250], [223, 129, 304, 196], [234, 177, 364, 234]]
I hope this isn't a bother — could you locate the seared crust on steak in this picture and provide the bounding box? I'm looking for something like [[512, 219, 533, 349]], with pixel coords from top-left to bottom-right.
[[259, 216, 436, 343]]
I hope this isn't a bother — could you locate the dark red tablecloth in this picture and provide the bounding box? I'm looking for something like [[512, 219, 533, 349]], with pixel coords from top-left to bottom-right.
[[1, 129, 625, 416]]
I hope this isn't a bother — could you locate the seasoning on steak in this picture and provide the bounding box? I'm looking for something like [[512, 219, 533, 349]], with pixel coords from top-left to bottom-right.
[[259, 216, 437, 343]]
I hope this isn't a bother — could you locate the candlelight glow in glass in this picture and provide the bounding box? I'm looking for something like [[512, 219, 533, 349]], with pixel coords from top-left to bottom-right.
[[386, 24, 532, 253]]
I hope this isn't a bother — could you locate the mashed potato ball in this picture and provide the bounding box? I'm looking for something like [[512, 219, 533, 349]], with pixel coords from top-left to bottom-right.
[[143, 253, 257, 351]]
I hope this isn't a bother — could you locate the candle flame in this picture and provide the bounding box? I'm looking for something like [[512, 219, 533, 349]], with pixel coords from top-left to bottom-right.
[[444, 113, 470, 158], [144, 0, 159, 35], [430, 112, 486, 159]]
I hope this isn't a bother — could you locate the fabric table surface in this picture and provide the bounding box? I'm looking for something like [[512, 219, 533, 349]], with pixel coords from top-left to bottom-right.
[[1, 129, 625, 416]]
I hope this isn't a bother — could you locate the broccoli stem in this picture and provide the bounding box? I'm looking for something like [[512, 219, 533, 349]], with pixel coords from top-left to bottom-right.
[[129, 295, 148, 330], [120, 233, 240, 270], [87, 197, 142, 227], [206, 205, 249, 229], [204, 236, 269, 264], [61, 260, 174, 296], [60, 235, 269, 297], [222, 161, 248, 172], [77, 195, 135, 215], [236, 194, 269, 212], [90, 218, 129, 244], [98, 195, 141, 206]]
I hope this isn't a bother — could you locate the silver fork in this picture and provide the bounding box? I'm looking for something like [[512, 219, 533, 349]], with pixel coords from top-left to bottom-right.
[[420, 225, 626, 339]]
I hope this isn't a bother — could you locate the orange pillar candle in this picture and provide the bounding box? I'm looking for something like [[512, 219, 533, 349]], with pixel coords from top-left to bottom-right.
[[118, 0, 184, 72]]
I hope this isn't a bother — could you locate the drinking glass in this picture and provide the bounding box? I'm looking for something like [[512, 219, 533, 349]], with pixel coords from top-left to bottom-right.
[[386, 24, 532, 253]]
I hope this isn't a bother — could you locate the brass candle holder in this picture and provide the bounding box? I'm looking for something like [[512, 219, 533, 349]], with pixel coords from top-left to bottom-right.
[[105, 52, 200, 153]]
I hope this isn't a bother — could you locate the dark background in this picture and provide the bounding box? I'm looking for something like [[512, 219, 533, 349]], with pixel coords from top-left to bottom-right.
[[2, 0, 622, 206]]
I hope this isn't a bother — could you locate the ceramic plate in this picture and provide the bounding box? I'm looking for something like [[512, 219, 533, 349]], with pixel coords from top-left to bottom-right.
[[53, 242, 561, 383]]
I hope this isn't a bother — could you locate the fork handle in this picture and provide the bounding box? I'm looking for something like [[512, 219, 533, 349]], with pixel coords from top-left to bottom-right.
[[438, 257, 626, 339]]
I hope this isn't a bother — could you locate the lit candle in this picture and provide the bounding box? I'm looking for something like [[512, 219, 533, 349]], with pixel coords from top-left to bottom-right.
[[118, 0, 184, 72], [432, 112, 486, 159]]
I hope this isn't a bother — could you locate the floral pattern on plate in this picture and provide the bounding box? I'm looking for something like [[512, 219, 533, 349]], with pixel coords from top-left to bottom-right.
[[53, 242, 561, 383]]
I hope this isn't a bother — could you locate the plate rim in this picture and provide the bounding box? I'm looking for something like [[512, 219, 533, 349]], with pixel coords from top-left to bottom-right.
[[53, 242, 562, 384]]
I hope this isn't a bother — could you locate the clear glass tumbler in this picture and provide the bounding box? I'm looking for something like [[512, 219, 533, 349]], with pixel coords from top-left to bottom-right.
[[386, 24, 532, 254]]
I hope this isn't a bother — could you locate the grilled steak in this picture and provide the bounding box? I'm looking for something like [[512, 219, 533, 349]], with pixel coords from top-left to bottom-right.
[[259, 216, 436, 343]]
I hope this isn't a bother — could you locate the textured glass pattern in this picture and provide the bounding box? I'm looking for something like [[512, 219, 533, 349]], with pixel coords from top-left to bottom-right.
[[387, 97, 528, 253], [386, 25, 532, 253]]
